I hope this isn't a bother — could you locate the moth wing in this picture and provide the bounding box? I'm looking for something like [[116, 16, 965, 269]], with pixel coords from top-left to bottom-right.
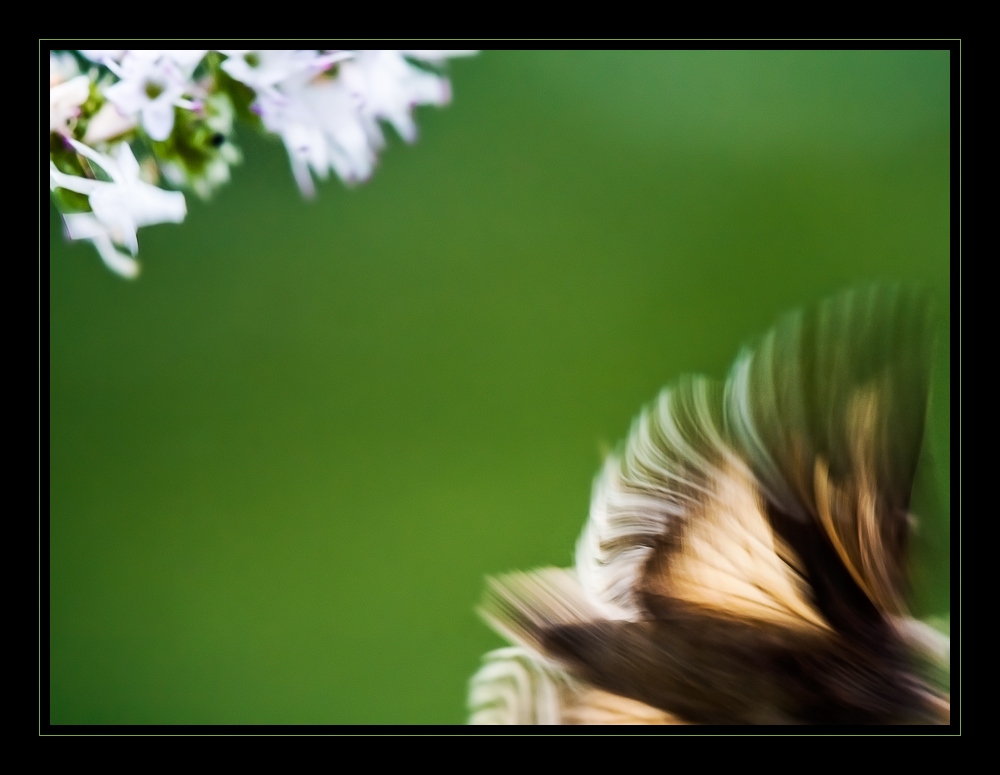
[[724, 284, 936, 615], [471, 571, 688, 724], [577, 377, 827, 631]]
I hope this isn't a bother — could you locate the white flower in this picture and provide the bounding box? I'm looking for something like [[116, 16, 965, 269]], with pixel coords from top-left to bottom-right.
[[220, 50, 357, 196], [50, 74, 90, 134], [82, 101, 139, 145], [50, 52, 90, 134], [51, 50, 475, 276], [256, 69, 374, 196], [225, 50, 471, 197], [346, 50, 453, 143], [78, 50, 127, 66], [101, 50, 207, 141], [49, 140, 186, 278], [49, 51, 82, 87], [219, 50, 349, 101]]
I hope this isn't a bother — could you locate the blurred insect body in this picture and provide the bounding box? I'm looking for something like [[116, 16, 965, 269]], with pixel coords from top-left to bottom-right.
[[470, 286, 950, 725]]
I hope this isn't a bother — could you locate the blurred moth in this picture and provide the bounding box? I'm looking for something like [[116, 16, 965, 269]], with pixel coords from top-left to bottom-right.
[[469, 285, 950, 725]]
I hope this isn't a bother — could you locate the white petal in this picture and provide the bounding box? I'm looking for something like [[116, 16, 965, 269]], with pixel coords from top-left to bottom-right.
[[142, 98, 177, 141], [50, 163, 100, 196], [111, 141, 142, 180], [49, 75, 90, 132], [91, 233, 141, 278], [82, 103, 138, 145], [62, 213, 107, 241]]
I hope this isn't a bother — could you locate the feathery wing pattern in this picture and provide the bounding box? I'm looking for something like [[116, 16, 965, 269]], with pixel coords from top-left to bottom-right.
[[470, 286, 948, 725]]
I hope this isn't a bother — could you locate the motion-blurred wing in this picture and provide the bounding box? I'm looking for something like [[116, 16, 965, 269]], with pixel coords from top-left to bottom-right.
[[724, 285, 935, 618], [471, 571, 691, 724], [469, 645, 687, 724], [577, 377, 828, 632], [472, 285, 947, 724]]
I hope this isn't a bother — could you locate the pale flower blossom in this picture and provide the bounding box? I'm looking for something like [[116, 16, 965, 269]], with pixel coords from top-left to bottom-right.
[[50, 75, 91, 134], [219, 50, 349, 102], [51, 49, 474, 276], [49, 52, 90, 134], [49, 51, 82, 87], [347, 50, 453, 143], [78, 50, 127, 65], [83, 101, 139, 145], [49, 140, 186, 278], [256, 69, 374, 195], [228, 50, 470, 196], [100, 50, 207, 141]]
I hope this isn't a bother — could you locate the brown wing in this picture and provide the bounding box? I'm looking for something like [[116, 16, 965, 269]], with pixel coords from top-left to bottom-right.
[[725, 285, 936, 624], [472, 285, 947, 724]]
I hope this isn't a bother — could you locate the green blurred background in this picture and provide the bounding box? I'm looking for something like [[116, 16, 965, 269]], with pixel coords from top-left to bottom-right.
[[49, 50, 951, 725]]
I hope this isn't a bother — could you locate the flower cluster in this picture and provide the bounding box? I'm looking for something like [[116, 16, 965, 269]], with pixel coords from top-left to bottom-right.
[[49, 50, 474, 278]]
